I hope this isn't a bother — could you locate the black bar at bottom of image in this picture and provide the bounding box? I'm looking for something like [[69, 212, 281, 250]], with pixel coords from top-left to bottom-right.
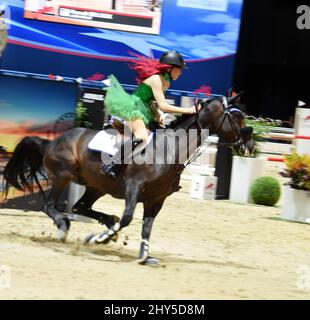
[[0, 300, 308, 318]]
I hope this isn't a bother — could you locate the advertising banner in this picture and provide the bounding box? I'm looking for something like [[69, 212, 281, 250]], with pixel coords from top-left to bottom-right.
[[24, 0, 163, 35]]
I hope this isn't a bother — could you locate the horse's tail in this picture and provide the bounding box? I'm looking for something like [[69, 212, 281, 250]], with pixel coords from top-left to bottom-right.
[[3, 136, 51, 199]]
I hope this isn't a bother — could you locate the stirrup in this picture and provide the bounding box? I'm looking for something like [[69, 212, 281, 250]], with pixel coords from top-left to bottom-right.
[[100, 163, 118, 179], [100, 138, 143, 179]]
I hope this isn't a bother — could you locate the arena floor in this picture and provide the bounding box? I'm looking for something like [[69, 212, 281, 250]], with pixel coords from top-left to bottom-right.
[[1, 163, 310, 299]]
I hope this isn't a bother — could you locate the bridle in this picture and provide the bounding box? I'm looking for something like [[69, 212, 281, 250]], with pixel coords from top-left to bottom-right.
[[212, 107, 245, 145], [178, 98, 245, 146], [175, 99, 248, 172], [194, 99, 244, 143]]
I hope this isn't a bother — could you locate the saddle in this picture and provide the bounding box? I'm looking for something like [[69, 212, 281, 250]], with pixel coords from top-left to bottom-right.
[[111, 117, 126, 135]]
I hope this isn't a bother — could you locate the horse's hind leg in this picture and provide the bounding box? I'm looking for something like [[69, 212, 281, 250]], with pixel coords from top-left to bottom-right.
[[43, 174, 71, 241], [71, 188, 119, 228]]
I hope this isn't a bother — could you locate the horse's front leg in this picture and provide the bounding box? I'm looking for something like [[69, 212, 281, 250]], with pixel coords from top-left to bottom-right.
[[85, 181, 141, 245], [138, 199, 165, 265]]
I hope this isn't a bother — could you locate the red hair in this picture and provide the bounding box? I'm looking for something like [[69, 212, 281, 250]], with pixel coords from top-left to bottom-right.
[[129, 53, 172, 83]]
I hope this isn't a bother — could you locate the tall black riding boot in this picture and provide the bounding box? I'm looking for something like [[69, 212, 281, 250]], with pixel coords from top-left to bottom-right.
[[100, 138, 143, 179]]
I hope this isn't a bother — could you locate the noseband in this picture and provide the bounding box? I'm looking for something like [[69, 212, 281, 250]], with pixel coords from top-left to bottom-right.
[[215, 108, 243, 139]]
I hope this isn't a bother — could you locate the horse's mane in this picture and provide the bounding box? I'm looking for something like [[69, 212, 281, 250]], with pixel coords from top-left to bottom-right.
[[165, 114, 194, 130], [165, 98, 223, 131]]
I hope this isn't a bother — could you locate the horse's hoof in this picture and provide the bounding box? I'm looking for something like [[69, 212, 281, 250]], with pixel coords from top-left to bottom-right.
[[95, 231, 111, 244], [111, 233, 119, 243], [84, 233, 98, 245], [56, 218, 70, 242], [96, 224, 120, 244], [140, 257, 160, 267], [57, 229, 68, 242]]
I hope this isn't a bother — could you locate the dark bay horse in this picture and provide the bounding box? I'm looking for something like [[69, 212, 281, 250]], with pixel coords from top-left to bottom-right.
[[3, 98, 254, 264]]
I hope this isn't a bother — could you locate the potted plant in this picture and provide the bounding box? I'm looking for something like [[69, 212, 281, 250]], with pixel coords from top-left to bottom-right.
[[75, 101, 93, 128], [280, 152, 310, 223], [229, 117, 276, 203]]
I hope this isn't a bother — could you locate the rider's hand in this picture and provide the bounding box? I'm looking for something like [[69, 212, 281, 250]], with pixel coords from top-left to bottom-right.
[[188, 106, 196, 114], [187, 104, 201, 114]]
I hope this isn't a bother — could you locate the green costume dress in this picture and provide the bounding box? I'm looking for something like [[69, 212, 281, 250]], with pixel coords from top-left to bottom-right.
[[104, 74, 170, 126]]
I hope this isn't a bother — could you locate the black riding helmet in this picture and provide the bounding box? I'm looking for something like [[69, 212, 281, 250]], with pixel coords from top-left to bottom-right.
[[159, 50, 187, 69]]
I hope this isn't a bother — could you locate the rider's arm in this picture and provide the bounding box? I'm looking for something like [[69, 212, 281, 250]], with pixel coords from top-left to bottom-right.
[[147, 75, 196, 115]]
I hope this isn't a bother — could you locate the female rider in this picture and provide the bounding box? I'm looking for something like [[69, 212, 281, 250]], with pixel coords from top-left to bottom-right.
[[101, 50, 199, 179]]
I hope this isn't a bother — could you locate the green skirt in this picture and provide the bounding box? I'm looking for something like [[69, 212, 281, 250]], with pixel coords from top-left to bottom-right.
[[104, 75, 153, 125]]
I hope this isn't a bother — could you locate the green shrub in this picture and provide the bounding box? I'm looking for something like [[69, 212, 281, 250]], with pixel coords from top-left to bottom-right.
[[250, 176, 281, 206]]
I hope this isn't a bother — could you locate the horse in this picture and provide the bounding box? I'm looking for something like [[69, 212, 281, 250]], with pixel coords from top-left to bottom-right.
[[3, 97, 254, 265]]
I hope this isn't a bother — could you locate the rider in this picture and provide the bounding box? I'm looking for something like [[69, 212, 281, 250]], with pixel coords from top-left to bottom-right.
[[101, 50, 199, 179]]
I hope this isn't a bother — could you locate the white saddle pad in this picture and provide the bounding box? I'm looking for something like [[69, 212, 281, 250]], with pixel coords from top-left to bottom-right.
[[88, 130, 119, 155], [88, 130, 153, 157]]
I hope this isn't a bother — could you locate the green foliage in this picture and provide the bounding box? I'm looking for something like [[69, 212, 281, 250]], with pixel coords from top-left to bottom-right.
[[76, 101, 93, 128], [233, 117, 277, 157], [244, 118, 277, 142], [280, 152, 310, 191], [250, 176, 281, 206], [232, 145, 256, 158]]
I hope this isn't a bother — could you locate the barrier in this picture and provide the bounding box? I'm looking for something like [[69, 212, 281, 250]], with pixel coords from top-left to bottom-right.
[[267, 157, 284, 162], [229, 156, 265, 203], [190, 174, 218, 200], [281, 187, 310, 223], [295, 135, 310, 140], [294, 108, 310, 156], [0, 68, 220, 99]]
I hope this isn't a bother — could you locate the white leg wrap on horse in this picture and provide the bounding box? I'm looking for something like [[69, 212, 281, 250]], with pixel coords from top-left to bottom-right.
[[96, 232, 110, 243], [57, 229, 68, 242], [87, 234, 100, 244], [96, 223, 120, 243], [138, 239, 149, 263], [141, 239, 149, 247], [111, 222, 120, 232]]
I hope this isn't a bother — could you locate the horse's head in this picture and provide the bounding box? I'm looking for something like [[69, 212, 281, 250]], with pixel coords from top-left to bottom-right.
[[197, 98, 255, 156]]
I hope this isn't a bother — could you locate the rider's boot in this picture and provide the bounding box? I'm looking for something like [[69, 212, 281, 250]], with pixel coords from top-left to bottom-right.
[[100, 138, 143, 179]]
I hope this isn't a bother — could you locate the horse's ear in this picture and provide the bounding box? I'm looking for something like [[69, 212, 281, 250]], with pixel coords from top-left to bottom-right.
[[195, 98, 203, 106], [227, 91, 244, 105]]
